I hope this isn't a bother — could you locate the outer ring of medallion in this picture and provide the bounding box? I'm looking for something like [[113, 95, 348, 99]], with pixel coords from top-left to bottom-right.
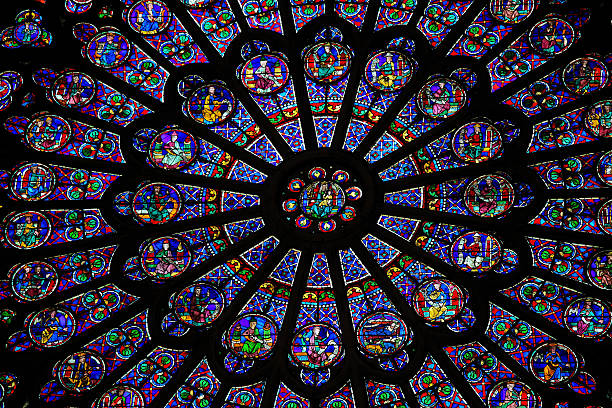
[[9, 162, 56, 201], [127, 0, 171, 35], [355, 310, 410, 357], [412, 279, 466, 324], [528, 342, 579, 385], [240, 53, 290, 96], [57, 350, 106, 392], [173, 283, 225, 327], [303, 41, 352, 84], [4, 210, 52, 249], [9, 261, 58, 302], [26, 115, 72, 152], [290, 323, 343, 370], [51, 71, 96, 108], [487, 380, 540, 408], [131, 182, 182, 224], [225, 313, 279, 359], [28, 307, 77, 347]]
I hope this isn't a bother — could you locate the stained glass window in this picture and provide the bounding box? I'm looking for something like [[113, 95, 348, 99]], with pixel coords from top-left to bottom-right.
[[0, 0, 611, 407]]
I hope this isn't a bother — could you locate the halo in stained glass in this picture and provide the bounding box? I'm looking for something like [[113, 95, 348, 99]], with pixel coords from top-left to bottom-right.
[[15, 22, 41, 44], [585, 99, 612, 136], [412, 279, 465, 323], [4, 210, 51, 249], [488, 380, 539, 408], [563, 297, 612, 338], [300, 181, 345, 220], [1, 1, 612, 407], [562, 57, 609, 95]]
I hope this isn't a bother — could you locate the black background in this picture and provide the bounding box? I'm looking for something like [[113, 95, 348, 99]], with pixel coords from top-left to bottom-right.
[[0, 0, 611, 407]]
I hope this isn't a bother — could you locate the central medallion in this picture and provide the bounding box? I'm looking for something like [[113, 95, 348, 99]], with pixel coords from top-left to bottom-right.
[[283, 166, 362, 233], [300, 180, 345, 220], [262, 149, 376, 247]]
